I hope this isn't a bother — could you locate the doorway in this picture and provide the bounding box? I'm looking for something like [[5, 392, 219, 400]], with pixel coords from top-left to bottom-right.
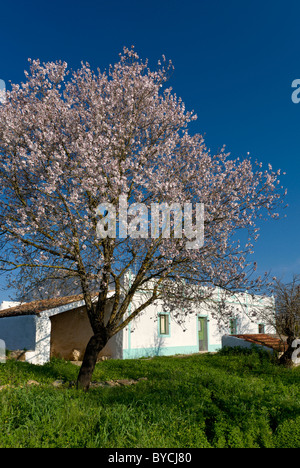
[[198, 317, 208, 351]]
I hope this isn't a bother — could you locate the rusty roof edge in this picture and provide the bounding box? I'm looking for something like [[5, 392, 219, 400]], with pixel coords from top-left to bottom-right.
[[233, 334, 286, 351], [0, 292, 102, 318]]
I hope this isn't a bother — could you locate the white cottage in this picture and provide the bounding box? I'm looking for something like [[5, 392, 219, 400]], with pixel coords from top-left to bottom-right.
[[0, 287, 274, 365], [122, 288, 274, 358]]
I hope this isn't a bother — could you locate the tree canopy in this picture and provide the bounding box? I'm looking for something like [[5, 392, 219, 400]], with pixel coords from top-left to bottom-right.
[[0, 47, 286, 388]]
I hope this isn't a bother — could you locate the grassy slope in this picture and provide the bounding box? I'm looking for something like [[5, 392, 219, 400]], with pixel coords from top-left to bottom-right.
[[0, 348, 300, 448]]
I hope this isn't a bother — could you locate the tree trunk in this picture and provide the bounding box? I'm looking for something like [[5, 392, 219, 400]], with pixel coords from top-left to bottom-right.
[[279, 336, 296, 367], [76, 331, 109, 391]]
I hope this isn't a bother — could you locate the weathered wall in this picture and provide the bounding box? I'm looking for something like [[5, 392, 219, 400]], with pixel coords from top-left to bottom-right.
[[50, 306, 91, 360], [50, 305, 123, 361]]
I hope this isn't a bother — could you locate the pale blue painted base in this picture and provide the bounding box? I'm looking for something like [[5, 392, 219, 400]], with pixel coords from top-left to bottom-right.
[[123, 343, 221, 359]]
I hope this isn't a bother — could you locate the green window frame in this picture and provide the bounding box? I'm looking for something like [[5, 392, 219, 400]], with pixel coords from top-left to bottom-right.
[[230, 318, 238, 335], [158, 313, 170, 336]]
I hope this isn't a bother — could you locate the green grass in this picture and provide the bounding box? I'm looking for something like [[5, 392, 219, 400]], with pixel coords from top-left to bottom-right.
[[0, 348, 300, 448]]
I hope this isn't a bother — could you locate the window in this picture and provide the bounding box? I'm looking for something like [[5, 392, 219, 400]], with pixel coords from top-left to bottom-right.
[[230, 318, 238, 335], [258, 323, 265, 334], [159, 313, 170, 336]]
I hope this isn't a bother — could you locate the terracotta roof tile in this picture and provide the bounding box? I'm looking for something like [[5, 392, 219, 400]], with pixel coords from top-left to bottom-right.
[[0, 293, 87, 318], [233, 334, 286, 352]]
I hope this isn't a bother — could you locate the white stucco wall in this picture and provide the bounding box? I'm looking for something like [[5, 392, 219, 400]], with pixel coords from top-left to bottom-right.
[[123, 301, 200, 359], [0, 301, 21, 310], [122, 288, 275, 359]]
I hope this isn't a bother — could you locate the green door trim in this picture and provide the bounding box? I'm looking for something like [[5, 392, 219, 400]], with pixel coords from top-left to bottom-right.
[[197, 315, 208, 351]]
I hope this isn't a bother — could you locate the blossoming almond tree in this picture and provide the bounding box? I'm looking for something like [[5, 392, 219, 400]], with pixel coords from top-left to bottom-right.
[[0, 47, 285, 390]]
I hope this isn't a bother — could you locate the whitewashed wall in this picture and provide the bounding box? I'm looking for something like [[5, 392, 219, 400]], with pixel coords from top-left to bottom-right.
[[0, 287, 275, 364], [122, 288, 275, 359]]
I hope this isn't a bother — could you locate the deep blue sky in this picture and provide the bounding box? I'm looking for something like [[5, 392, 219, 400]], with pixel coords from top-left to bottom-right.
[[0, 0, 299, 301]]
